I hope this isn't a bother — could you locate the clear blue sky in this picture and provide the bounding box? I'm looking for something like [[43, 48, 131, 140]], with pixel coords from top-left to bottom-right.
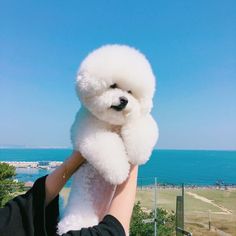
[[0, 0, 235, 150]]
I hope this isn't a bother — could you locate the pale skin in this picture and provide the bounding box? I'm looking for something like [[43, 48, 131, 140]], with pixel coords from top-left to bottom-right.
[[45, 151, 138, 235]]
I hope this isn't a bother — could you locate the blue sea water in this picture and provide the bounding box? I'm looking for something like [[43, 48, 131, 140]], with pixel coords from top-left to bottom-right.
[[0, 149, 235, 186]]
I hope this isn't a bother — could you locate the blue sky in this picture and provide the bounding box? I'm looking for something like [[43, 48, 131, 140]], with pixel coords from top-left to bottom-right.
[[0, 0, 235, 150]]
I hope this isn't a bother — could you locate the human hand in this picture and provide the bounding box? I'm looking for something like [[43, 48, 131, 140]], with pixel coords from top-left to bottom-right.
[[45, 151, 85, 205]]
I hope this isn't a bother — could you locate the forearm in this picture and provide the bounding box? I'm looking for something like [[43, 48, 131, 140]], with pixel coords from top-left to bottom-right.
[[108, 165, 138, 235], [45, 151, 84, 205]]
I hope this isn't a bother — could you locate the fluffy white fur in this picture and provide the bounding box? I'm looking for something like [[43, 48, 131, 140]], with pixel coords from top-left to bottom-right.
[[57, 44, 159, 234]]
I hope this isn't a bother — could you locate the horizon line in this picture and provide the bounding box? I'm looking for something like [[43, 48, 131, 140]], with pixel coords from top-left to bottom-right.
[[0, 145, 235, 152]]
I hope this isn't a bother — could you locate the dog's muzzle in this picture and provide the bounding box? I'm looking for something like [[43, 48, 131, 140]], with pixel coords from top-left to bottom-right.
[[111, 96, 128, 111]]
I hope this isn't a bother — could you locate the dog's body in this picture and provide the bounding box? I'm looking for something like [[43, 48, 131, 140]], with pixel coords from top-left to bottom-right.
[[58, 45, 159, 234], [58, 161, 115, 233]]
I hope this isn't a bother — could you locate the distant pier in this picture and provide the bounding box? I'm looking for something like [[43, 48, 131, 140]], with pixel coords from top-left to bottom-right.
[[0, 161, 63, 169]]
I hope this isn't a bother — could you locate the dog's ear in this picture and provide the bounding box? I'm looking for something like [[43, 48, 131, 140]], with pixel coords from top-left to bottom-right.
[[76, 72, 107, 98]]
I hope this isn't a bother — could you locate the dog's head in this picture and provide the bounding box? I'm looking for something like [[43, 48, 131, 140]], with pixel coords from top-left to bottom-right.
[[76, 45, 156, 125]]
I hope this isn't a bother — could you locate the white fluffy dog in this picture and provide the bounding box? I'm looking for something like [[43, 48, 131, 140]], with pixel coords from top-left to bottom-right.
[[57, 45, 159, 234]]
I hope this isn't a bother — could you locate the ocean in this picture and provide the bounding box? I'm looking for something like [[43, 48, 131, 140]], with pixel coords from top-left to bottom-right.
[[0, 149, 235, 186]]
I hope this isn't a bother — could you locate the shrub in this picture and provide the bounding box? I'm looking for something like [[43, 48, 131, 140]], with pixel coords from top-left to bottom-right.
[[0, 163, 24, 207], [130, 201, 175, 236]]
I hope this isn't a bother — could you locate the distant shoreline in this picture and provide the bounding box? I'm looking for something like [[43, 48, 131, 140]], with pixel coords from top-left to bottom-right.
[[137, 184, 236, 190], [0, 160, 62, 169], [0, 146, 71, 149]]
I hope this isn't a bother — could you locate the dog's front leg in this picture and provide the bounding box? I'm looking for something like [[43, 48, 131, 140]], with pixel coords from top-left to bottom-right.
[[71, 109, 130, 185], [75, 131, 130, 185], [121, 114, 159, 165]]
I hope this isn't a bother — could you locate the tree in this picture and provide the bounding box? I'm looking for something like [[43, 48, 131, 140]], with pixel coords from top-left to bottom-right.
[[130, 201, 175, 236], [0, 163, 24, 207]]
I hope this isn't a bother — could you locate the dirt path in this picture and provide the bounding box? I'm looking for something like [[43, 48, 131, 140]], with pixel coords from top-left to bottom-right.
[[186, 192, 232, 214], [186, 221, 232, 236]]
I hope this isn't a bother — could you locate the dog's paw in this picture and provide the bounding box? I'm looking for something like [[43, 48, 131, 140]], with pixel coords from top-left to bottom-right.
[[101, 155, 130, 185]]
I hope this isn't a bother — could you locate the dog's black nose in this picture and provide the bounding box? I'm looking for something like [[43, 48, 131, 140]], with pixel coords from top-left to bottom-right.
[[111, 97, 128, 111], [119, 96, 128, 106]]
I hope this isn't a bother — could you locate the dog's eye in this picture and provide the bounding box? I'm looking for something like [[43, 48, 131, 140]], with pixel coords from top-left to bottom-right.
[[128, 90, 132, 94], [110, 83, 117, 89]]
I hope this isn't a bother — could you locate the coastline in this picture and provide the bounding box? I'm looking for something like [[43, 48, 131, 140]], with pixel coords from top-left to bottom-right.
[[137, 185, 236, 190], [0, 160, 62, 169]]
